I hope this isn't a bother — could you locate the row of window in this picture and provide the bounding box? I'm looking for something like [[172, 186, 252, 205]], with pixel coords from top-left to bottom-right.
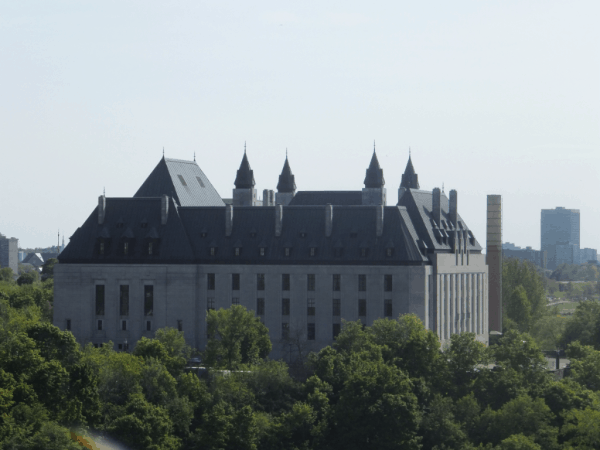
[[95, 285, 154, 317], [208, 297, 394, 318], [206, 273, 394, 292], [98, 240, 158, 256], [282, 323, 342, 340], [209, 247, 393, 258]]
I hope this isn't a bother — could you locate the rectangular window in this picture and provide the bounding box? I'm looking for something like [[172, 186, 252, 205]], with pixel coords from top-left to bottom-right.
[[310, 247, 316, 256], [307, 323, 315, 340], [144, 285, 154, 316], [121, 320, 127, 331], [66, 319, 71, 331], [232, 297, 240, 305], [118, 344, 123, 350], [384, 275, 393, 292], [232, 274, 240, 290], [97, 319, 103, 331], [256, 298, 265, 315], [95, 285, 105, 316], [257, 274, 265, 291], [146, 320, 152, 331], [99, 242, 105, 255], [307, 274, 315, 291], [307, 298, 315, 316], [282, 323, 290, 339], [282, 298, 290, 316], [284, 248, 290, 257], [120, 285, 129, 316], [358, 275, 367, 292], [207, 298, 215, 310], [123, 242, 129, 255], [260, 247, 265, 256], [282, 274, 290, 291], [333, 298, 341, 316], [384, 299, 393, 317], [207, 273, 215, 290], [177, 320, 183, 332], [148, 242, 153, 255], [333, 274, 341, 291], [358, 299, 367, 317], [333, 323, 341, 339]]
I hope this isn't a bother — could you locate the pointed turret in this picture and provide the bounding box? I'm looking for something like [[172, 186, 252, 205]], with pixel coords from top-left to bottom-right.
[[364, 151, 385, 188], [400, 154, 419, 190], [277, 156, 296, 193], [361, 148, 387, 205], [234, 152, 255, 189]]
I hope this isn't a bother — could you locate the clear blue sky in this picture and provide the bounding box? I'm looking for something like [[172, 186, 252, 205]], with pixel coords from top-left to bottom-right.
[[1, 1, 598, 251]]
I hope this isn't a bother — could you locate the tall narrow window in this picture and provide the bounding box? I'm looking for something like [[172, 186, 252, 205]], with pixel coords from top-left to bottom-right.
[[232, 297, 240, 305], [257, 274, 265, 291], [234, 247, 241, 256], [177, 320, 183, 332], [210, 247, 216, 256], [232, 274, 240, 291], [99, 242, 105, 255], [307, 323, 315, 340], [358, 275, 367, 292], [123, 242, 129, 255], [384, 299, 393, 318], [260, 247, 265, 256], [358, 299, 367, 317], [307, 274, 315, 291], [207, 298, 215, 310], [360, 248, 368, 257], [148, 242, 153, 255], [146, 320, 152, 331], [121, 320, 127, 331], [95, 285, 105, 316], [119, 285, 129, 316], [66, 319, 71, 331], [256, 298, 265, 315], [144, 285, 154, 316], [282, 274, 290, 291], [333, 298, 341, 316], [310, 247, 316, 257], [333, 274, 341, 291], [384, 275, 393, 292], [282, 323, 290, 339], [207, 273, 215, 290], [282, 298, 290, 316], [333, 323, 341, 339], [97, 319, 103, 331], [284, 248, 291, 257], [307, 298, 315, 316]]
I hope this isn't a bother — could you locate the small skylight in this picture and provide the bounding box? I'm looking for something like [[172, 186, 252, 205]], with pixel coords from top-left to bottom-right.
[[177, 175, 187, 186], [196, 176, 205, 188]]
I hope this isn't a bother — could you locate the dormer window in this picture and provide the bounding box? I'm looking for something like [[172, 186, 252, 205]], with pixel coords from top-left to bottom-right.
[[148, 242, 153, 255], [99, 242, 105, 255], [123, 242, 129, 255], [360, 248, 368, 257], [260, 247, 265, 256], [210, 247, 216, 256], [310, 247, 317, 257], [235, 247, 241, 256], [284, 248, 291, 257], [386, 248, 393, 257]]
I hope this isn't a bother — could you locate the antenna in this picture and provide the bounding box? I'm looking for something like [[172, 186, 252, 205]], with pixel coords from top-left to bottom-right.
[[244, 141, 247, 154], [194, 151, 196, 162]]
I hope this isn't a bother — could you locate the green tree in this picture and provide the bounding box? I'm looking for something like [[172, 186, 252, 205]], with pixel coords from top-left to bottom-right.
[[565, 342, 600, 391], [0, 267, 14, 283], [41, 258, 58, 282], [561, 407, 600, 449], [503, 259, 546, 331], [17, 271, 38, 286], [204, 306, 271, 369], [505, 286, 532, 332], [560, 301, 600, 348]]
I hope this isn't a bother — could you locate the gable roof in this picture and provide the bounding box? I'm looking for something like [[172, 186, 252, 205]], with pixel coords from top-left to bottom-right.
[[289, 191, 362, 206], [134, 157, 224, 207]]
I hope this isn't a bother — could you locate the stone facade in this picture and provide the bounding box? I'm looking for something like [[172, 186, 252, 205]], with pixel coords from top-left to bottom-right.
[[0, 234, 18, 275]]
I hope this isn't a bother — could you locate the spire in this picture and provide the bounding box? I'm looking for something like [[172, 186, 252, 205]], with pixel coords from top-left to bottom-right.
[[277, 152, 296, 193], [364, 150, 385, 188], [400, 152, 419, 189], [234, 148, 255, 189], [194, 152, 196, 162], [163, 147, 165, 158]]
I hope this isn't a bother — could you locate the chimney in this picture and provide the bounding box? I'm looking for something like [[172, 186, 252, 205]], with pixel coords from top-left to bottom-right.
[[449, 189, 458, 228], [161, 195, 169, 225], [432, 188, 441, 227], [98, 195, 106, 225], [325, 204, 333, 237], [375, 205, 384, 237], [275, 204, 283, 237], [487, 195, 502, 333], [225, 204, 233, 236], [263, 189, 269, 206]]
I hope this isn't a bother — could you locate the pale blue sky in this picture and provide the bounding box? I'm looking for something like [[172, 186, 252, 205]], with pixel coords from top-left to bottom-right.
[[1, 1, 598, 251]]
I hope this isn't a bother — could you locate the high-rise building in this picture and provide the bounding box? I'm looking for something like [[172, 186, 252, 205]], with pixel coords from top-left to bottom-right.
[[541, 207, 580, 269], [0, 233, 19, 275]]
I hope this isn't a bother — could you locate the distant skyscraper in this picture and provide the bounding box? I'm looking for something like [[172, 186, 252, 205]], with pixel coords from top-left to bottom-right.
[[541, 207, 580, 269]]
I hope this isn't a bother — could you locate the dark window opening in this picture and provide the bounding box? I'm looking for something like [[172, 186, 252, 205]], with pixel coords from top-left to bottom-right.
[[148, 242, 153, 255], [257, 274, 265, 291], [284, 247, 291, 257], [333, 298, 341, 316], [256, 298, 265, 315], [232, 274, 240, 290], [260, 247, 265, 256], [358, 275, 367, 292], [95, 285, 105, 315], [66, 319, 71, 331], [307, 274, 315, 291], [207, 273, 215, 290], [210, 247, 216, 256], [120, 285, 129, 316], [384, 299, 393, 318], [232, 297, 240, 305], [282, 274, 290, 291], [123, 241, 129, 256], [234, 247, 241, 256], [282, 323, 289, 339], [121, 320, 127, 331], [207, 298, 215, 310], [333, 274, 341, 291], [118, 344, 123, 350], [97, 320, 103, 331], [177, 320, 183, 332], [99, 241, 105, 255], [333, 323, 341, 339], [307, 323, 315, 340], [146, 320, 152, 331], [386, 248, 393, 257], [358, 299, 367, 317], [144, 285, 154, 316], [310, 247, 316, 257], [307, 298, 315, 316], [384, 275, 393, 292], [282, 298, 290, 315]]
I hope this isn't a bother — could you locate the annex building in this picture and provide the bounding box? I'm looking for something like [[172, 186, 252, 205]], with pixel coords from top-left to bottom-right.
[[55, 149, 490, 356]]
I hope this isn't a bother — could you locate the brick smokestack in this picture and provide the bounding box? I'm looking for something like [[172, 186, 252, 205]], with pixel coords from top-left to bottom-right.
[[487, 195, 502, 333]]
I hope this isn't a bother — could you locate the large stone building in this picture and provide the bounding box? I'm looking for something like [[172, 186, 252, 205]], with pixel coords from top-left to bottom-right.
[[541, 207, 581, 269], [0, 233, 18, 275], [55, 150, 490, 356]]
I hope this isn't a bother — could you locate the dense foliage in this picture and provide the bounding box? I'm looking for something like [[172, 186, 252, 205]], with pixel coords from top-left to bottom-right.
[[4, 265, 600, 449]]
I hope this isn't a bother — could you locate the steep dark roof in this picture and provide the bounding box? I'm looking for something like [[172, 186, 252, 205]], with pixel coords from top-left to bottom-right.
[[134, 158, 224, 207], [277, 157, 296, 193], [364, 152, 385, 188], [234, 153, 255, 189], [400, 155, 419, 189], [289, 191, 362, 206]]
